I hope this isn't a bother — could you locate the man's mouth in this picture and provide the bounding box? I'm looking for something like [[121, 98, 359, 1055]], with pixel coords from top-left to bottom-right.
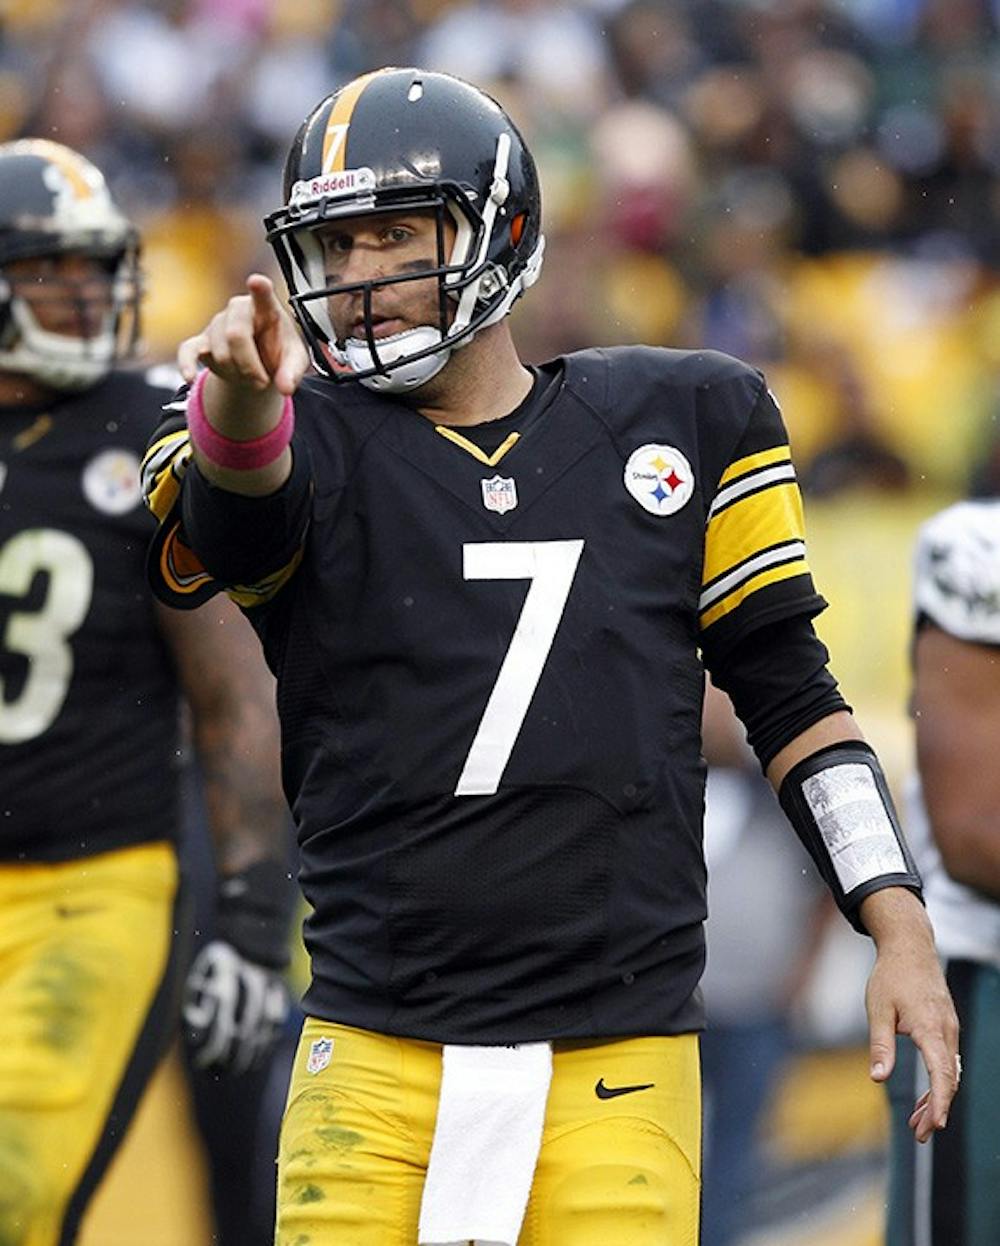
[[350, 315, 406, 341]]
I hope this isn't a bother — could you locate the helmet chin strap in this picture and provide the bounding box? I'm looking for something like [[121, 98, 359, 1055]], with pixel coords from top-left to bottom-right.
[[343, 326, 451, 393], [0, 297, 115, 390]]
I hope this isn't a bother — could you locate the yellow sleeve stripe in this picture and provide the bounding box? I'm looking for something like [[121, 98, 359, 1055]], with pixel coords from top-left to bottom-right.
[[141, 428, 189, 481], [703, 480, 807, 586], [709, 460, 796, 520], [143, 425, 188, 461], [700, 540, 806, 612], [717, 444, 791, 489], [700, 559, 810, 630], [144, 463, 185, 526], [141, 430, 191, 522]]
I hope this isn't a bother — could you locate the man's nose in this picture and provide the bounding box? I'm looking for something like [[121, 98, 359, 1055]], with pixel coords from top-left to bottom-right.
[[339, 243, 386, 286]]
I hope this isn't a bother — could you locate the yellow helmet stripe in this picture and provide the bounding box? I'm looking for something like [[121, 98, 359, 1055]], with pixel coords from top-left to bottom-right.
[[20, 139, 95, 199], [322, 69, 388, 173]]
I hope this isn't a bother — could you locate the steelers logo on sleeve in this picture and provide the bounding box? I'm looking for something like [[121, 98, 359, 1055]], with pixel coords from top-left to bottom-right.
[[623, 444, 694, 517]]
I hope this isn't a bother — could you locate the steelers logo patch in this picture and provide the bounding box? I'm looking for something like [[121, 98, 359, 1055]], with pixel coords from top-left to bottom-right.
[[624, 444, 694, 516], [82, 448, 142, 515]]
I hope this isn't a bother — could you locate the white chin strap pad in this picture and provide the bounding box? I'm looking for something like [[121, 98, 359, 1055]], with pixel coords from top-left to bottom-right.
[[0, 297, 114, 390], [344, 326, 452, 394]]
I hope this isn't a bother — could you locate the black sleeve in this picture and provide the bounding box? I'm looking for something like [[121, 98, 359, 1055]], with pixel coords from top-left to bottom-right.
[[707, 612, 851, 771], [181, 435, 313, 586]]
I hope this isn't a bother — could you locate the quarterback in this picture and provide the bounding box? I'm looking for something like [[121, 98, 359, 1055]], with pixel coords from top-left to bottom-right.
[[0, 140, 290, 1246], [143, 69, 959, 1245]]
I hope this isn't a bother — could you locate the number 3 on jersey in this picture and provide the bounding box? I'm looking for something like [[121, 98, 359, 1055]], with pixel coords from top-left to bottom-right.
[[455, 539, 584, 797], [0, 529, 94, 743]]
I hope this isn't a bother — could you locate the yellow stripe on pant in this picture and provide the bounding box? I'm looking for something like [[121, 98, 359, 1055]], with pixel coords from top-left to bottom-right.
[[0, 842, 179, 1246], [277, 1019, 701, 1246]]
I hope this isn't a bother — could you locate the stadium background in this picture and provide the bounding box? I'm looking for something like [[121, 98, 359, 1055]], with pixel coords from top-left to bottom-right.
[[3, 0, 996, 1241]]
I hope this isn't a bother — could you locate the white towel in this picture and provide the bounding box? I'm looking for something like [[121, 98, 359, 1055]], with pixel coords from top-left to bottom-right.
[[417, 1041, 553, 1246]]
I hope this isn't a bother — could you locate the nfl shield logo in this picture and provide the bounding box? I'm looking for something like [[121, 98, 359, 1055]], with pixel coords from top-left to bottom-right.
[[481, 474, 518, 514], [306, 1036, 334, 1075]]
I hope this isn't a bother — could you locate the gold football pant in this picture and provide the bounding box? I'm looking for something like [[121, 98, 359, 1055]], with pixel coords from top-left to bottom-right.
[[277, 1019, 701, 1246], [0, 842, 181, 1246]]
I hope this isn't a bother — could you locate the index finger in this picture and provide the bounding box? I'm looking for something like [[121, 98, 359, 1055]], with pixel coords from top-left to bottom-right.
[[246, 273, 282, 330]]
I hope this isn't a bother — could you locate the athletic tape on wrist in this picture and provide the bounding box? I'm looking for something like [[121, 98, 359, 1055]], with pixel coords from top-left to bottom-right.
[[186, 369, 294, 471], [778, 739, 923, 933]]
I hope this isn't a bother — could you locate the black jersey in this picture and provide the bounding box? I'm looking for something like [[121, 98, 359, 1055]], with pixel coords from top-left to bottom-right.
[[144, 347, 825, 1044], [1, 367, 182, 861]]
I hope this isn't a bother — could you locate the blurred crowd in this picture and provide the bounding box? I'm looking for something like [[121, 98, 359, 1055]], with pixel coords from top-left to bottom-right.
[[2, 0, 999, 493]]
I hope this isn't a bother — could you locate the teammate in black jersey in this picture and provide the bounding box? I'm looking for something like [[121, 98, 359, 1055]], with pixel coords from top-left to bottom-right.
[[143, 69, 960, 1246], [0, 139, 292, 1246]]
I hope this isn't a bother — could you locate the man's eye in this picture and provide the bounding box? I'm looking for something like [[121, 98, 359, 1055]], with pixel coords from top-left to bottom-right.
[[385, 226, 411, 243]]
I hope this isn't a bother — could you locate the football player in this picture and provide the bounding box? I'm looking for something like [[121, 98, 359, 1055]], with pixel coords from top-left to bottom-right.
[[142, 69, 959, 1246], [0, 139, 292, 1246], [885, 496, 1000, 1246]]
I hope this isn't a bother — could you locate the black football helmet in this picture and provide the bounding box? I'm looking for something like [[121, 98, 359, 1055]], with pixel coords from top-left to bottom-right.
[[264, 68, 544, 392], [0, 139, 141, 390]]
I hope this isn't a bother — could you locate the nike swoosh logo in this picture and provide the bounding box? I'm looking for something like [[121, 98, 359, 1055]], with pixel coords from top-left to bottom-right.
[[595, 1078, 655, 1100]]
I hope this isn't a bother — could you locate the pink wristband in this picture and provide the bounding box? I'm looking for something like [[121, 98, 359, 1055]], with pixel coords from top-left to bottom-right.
[[186, 369, 294, 471]]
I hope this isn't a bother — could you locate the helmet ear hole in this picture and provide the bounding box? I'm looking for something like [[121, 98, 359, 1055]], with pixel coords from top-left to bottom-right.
[[510, 213, 526, 246]]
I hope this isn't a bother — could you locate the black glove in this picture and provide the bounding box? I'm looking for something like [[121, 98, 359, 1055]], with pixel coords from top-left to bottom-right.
[[183, 858, 295, 1075]]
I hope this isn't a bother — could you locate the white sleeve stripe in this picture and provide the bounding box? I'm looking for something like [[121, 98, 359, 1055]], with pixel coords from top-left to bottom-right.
[[708, 462, 797, 519], [141, 433, 188, 479], [699, 540, 806, 612]]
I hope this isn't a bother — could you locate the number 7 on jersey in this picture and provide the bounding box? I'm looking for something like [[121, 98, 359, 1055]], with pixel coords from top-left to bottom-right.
[[455, 539, 585, 797]]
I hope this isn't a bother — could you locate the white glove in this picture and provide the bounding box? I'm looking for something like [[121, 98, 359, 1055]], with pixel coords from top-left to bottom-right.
[[183, 939, 290, 1075]]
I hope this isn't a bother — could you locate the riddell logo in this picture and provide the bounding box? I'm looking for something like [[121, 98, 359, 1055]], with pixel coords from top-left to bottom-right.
[[291, 167, 375, 202]]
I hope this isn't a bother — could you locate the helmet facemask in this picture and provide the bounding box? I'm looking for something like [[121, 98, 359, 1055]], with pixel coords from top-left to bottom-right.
[[0, 236, 141, 391]]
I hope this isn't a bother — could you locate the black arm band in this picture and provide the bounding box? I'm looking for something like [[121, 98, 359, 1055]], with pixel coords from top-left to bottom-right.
[[778, 740, 923, 934], [216, 857, 297, 969]]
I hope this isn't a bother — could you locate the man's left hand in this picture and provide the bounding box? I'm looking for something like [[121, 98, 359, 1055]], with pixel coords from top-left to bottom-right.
[[862, 887, 960, 1142]]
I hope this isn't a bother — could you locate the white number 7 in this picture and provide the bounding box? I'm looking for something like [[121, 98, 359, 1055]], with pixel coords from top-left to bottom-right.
[[455, 539, 584, 796]]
